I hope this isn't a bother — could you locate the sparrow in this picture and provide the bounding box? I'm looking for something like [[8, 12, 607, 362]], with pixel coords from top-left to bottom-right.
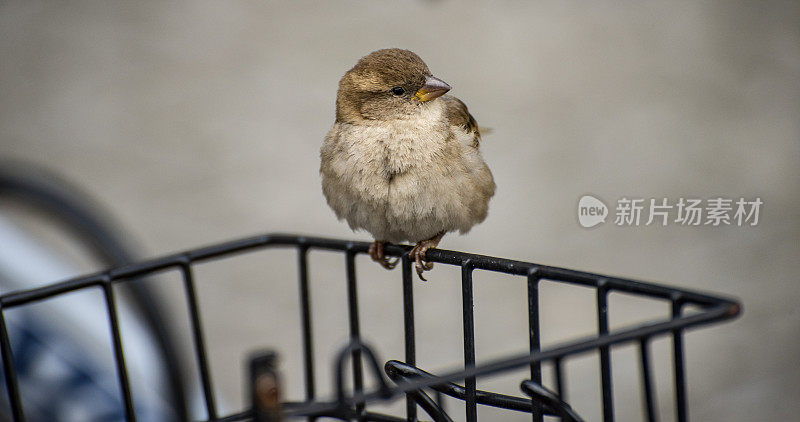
[[320, 48, 495, 279]]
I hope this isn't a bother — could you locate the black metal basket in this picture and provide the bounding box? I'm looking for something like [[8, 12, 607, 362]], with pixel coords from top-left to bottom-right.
[[0, 233, 740, 422]]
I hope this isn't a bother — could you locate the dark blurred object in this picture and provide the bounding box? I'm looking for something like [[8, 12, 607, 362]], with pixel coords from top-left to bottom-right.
[[250, 351, 281, 422], [0, 161, 187, 420], [0, 161, 136, 267]]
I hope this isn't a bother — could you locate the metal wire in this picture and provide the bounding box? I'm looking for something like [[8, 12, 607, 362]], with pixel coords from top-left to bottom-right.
[[179, 262, 217, 420], [526, 272, 543, 422], [0, 233, 741, 421]]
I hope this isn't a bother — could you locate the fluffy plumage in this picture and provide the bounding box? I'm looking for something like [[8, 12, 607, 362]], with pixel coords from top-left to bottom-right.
[[320, 49, 495, 277]]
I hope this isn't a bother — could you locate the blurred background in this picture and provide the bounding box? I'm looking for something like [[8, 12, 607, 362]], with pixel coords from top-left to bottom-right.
[[0, 1, 798, 421]]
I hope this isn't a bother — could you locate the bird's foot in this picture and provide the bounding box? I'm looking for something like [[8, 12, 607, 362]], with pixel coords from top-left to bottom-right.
[[369, 240, 398, 270], [409, 232, 446, 281]]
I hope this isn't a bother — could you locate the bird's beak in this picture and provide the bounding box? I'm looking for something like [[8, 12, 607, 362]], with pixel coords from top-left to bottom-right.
[[414, 75, 451, 102]]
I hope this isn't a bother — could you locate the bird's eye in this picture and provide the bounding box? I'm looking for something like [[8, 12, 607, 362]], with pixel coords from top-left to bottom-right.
[[390, 86, 405, 96]]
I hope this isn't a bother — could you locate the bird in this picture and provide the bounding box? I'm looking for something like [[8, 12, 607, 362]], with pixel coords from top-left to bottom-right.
[[320, 48, 495, 279]]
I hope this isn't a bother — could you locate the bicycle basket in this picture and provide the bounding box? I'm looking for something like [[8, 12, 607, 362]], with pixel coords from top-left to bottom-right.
[[0, 233, 740, 421]]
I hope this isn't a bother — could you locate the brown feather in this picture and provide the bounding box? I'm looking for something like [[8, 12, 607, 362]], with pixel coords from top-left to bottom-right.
[[442, 94, 482, 147]]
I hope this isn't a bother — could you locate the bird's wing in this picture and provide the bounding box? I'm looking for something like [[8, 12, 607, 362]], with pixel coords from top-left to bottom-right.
[[442, 95, 483, 148]]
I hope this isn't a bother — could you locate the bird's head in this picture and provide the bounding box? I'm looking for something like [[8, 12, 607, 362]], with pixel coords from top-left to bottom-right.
[[335, 48, 451, 123]]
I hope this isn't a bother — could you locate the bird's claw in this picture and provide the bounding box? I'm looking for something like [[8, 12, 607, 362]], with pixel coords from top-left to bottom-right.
[[413, 253, 434, 281], [369, 241, 398, 270], [372, 232, 444, 279], [409, 235, 441, 281]]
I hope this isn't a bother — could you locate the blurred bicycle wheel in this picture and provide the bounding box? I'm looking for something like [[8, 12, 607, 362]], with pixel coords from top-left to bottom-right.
[[0, 161, 188, 421]]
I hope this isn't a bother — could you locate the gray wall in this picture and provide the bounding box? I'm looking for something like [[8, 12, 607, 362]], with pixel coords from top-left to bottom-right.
[[2, 1, 798, 420]]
